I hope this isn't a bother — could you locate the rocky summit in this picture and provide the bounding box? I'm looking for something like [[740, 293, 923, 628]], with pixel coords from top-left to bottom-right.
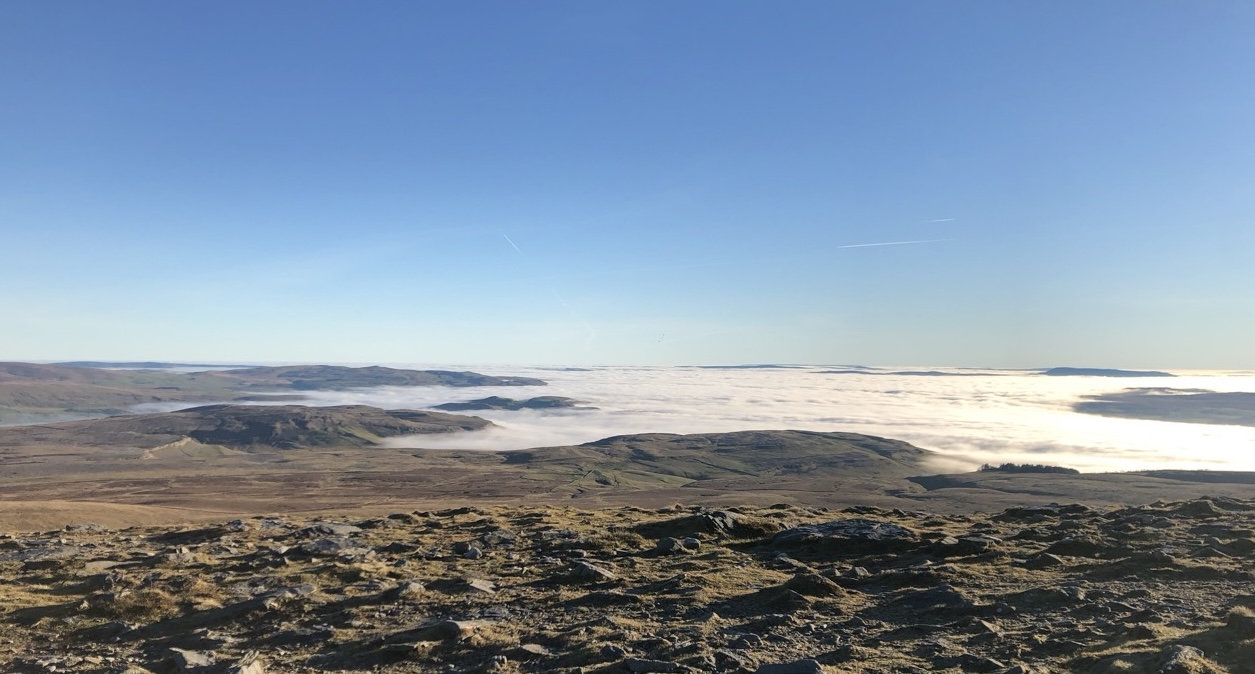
[[4, 498, 1255, 673]]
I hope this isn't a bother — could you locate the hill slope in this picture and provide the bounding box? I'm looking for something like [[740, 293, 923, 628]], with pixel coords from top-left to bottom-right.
[[0, 404, 491, 451], [500, 430, 929, 490], [0, 362, 546, 423]]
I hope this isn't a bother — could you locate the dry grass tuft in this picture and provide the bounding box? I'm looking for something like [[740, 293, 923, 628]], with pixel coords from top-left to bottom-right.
[[96, 588, 181, 621]]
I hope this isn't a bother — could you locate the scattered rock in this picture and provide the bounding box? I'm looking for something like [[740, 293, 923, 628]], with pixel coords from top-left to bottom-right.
[[168, 648, 214, 671], [1022, 553, 1066, 569], [465, 578, 498, 594], [224, 652, 265, 674], [2, 500, 1254, 674], [656, 537, 687, 554], [625, 658, 686, 673], [1157, 644, 1223, 674], [1043, 536, 1107, 558], [892, 584, 978, 613], [755, 659, 823, 674], [300, 523, 362, 537], [1174, 500, 1223, 518], [773, 518, 919, 553], [571, 560, 617, 581], [515, 643, 553, 658], [783, 572, 846, 598]]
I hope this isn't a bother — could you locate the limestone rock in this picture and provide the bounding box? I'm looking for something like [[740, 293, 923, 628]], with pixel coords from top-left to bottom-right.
[[773, 518, 919, 553]]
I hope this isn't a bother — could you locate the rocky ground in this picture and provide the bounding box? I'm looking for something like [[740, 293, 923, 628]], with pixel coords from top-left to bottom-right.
[[4, 497, 1255, 674]]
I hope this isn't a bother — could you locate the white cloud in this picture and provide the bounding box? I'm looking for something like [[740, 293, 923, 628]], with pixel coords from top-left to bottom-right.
[[254, 365, 1255, 473]]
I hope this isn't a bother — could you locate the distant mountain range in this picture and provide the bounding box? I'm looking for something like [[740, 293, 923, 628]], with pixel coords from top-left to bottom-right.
[[53, 361, 244, 369], [1042, 367, 1174, 377]]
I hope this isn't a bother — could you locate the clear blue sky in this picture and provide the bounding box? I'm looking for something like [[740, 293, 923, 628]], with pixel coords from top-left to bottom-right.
[[2, 1, 1252, 367]]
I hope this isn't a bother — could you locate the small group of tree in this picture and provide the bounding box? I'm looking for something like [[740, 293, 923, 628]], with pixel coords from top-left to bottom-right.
[[978, 462, 1080, 475]]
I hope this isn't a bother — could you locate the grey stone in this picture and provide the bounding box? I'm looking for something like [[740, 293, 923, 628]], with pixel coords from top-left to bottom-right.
[[784, 572, 845, 597], [571, 560, 617, 581], [466, 578, 498, 594], [168, 648, 214, 671], [714, 650, 753, 670], [892, 584, 977, 612], [934, 535, 1000, 556], [482, 529, 518, 547], [626, 658, 685, 673], [299, 537, 371, 558], [1158, 645, 1211, 674], [773, 518, 918, 553], [1043, 536, 1106, 558], [301, 523, 361, 537], [81, 560, 125, 574], [703, 510, 744, 535], [755, 659, 823, 674], [936, 654, 1004, 672], [1022, 553, 1066, 569], [224, 652, 265, 674], [657, 537, 686, 554], [600, 644, 628, 659], [394, 619, 490, 642], [394, 580, 425, 598]]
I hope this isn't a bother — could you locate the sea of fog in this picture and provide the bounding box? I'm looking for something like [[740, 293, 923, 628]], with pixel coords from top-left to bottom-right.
[[136, 365, 1255, 474]]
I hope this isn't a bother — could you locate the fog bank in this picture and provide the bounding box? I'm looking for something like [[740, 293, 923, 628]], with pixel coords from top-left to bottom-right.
[[273, 365, 1255, 473]]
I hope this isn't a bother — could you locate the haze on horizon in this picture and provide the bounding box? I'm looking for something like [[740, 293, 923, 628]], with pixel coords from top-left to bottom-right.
[[2, 2, 1253, 368]]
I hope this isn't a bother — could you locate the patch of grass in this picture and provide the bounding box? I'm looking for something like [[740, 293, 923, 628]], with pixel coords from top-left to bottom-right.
[[96, 588, 181, 621]]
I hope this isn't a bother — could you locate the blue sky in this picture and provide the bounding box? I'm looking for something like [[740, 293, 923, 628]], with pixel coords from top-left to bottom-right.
[[2, 1, 1252, 367]]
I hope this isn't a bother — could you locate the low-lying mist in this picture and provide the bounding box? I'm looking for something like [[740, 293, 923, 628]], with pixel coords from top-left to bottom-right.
[[258, 365, 1255, 473]]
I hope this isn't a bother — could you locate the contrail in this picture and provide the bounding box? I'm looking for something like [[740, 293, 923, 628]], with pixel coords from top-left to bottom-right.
[[502, 233, 598, 344], [926, 218, 956, 223], [835, 239, 940, 249]]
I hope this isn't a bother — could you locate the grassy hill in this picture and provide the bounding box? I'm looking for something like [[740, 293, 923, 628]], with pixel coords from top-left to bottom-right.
[[0, 404, 491, 451], [0, 362, 547, 424], [497, 430, 929, 492]]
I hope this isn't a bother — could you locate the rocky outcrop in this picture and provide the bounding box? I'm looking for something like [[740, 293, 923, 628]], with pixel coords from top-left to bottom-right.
[[2, 498, 1254, 673]]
